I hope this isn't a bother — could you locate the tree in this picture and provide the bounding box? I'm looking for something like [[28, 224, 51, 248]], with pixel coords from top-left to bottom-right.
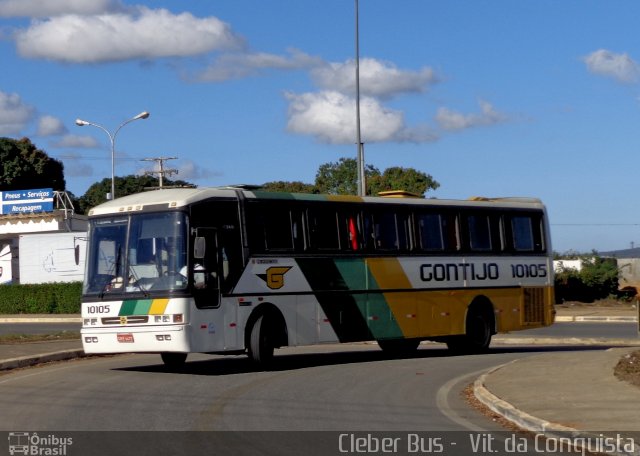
[[0, 137, 65, 191], [368, 166, 439, 196], [260, 181, 318, 193], [260, 157, 440, 197], [78, 175, 194, 213], [315, 157, 381, 195]]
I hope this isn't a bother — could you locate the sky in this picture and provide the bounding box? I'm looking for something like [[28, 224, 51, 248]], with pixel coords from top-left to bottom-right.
[[1, 1, 640, 254]]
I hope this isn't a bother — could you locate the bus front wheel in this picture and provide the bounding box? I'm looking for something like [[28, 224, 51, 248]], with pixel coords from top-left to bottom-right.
[[248, 314, 275, 366], [161, 352, 187, 369]]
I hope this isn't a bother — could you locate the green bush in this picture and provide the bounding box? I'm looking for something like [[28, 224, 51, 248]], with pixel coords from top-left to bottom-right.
[[555, 256, 621, 303], [0, 282, 82, 314]]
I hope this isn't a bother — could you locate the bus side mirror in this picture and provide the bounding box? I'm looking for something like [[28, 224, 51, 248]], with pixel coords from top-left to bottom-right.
[[194, 237, 206, 259]]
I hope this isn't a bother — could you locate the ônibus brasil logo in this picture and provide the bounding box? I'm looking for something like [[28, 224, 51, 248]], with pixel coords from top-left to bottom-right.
[[8, 432, 73, 455]]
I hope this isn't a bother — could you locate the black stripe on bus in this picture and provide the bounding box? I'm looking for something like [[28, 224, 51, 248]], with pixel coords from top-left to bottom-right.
[[295, 258, 373, 343]]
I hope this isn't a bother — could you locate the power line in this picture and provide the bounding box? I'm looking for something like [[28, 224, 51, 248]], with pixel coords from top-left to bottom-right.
[[552, 223, 640, 226]]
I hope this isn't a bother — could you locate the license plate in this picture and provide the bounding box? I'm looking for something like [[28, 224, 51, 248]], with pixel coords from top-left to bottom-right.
[[117, 333, 134, 343]]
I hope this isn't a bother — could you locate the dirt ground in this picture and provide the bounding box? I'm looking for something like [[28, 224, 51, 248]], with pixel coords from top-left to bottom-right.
[[615, 350, 640, 388], [567, 300, 640, 388]]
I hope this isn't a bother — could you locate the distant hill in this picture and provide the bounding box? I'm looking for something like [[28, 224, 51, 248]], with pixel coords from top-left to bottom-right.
[[600, 247, 640, 258]]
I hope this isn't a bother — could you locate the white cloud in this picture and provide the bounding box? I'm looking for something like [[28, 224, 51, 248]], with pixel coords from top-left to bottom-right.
[[583, 49, 640, 84], [285, 90, 410, 144], [0, 90, 34, 135], [0, 0, 122, 18], [282, 58, 443, 144], [178, 160, 222, 181], [192, 48, 323, 82], [311, 58, 439, 99], [37, 115, 67, 136], [435, 100, 507, 132], [15, 7, 244, 63], [52, 134, 100, 148]]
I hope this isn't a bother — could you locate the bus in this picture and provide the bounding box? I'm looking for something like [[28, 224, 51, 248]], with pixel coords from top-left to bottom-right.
[[81, 187, 555, 368]]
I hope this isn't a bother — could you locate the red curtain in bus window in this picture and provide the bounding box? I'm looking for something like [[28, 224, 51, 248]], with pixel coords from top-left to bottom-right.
[[348, 217, 359, 250]]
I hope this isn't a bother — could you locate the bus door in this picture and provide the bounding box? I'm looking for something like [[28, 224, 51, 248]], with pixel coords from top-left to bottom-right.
[[193, 228, 240, 349], [192, 228, 221, 308]]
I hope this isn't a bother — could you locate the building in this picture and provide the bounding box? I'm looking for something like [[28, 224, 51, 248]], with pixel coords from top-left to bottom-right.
[[0, 189, 87, 284]]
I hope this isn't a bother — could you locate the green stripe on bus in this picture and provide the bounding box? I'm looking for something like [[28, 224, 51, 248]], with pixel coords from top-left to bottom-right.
[[334, 259, 405, 339], [334, 258, 367, 290], [119, 299, 152, 316]]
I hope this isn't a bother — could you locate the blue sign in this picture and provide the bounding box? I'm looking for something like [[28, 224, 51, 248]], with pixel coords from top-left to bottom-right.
[[0, 188, 54, 215]]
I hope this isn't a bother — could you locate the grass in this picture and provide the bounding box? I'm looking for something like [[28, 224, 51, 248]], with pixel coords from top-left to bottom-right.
[[0, 331, 80, 344]]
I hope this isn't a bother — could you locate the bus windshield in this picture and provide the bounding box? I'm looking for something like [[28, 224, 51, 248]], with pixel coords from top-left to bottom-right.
[[83, 211, 188, 297]]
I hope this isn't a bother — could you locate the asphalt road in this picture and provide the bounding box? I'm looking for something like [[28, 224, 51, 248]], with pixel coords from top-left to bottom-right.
[[0, 322, 80, 335], [499, 321, 639, 339], [0, 344, 503, 431], [1, 324, 629, 455], [0, 343, 612, 455]]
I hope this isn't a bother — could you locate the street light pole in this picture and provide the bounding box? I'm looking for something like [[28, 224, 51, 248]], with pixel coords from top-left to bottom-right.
[[75, 111, 150, 200], [355, 0, 365, 196]]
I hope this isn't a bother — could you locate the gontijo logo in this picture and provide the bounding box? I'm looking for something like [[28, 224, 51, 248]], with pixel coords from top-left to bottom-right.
[[257, 266, 292, 289]]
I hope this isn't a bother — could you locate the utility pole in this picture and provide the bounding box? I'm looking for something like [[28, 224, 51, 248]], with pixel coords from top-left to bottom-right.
[[142, 156, 178, 188]]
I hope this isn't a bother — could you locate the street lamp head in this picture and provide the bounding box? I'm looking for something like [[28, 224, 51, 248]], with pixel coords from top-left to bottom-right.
[[73, 111, 150, 201]]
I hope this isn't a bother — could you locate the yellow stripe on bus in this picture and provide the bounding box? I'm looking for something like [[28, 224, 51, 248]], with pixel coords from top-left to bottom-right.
[[149, 298, 170, 315], [366, 258, 421, 337]]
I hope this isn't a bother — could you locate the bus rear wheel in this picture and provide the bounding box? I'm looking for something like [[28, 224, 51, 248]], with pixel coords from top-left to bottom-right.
[[248, 314, 275, 367], [161, 352, 187, 369], [446, 309, 493, 354]]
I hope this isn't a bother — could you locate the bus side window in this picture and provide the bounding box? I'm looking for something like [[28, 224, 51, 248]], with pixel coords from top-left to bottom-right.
[[340, 213, 362, 251], [417, 212, 460, 252], [511, 216, 534, 251], [264, 207, 295, 251], [467, 214, 492, 251], [256, 206, 305, 252], [418, 213, 445, 251], [309, 209, 341, 250], [509, 213, 545, 252], [371, 211, 403, 251], [446, 214, 461, 251]]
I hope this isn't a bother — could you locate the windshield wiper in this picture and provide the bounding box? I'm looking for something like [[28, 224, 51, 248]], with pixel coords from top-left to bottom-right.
[[128, 266, 150, 298]]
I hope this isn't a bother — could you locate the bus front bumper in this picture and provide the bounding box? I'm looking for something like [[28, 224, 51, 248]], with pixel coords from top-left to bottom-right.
[[81, 324, 190, 354]]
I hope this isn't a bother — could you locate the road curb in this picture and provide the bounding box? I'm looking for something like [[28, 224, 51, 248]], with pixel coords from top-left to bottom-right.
[[555, 316, 637, 323], [0, 349, 86, 371], [0, 317, 82, 323], [474, 361, 577, 432], [474, 362, 640, 456], [493, 337, 640, 346]]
